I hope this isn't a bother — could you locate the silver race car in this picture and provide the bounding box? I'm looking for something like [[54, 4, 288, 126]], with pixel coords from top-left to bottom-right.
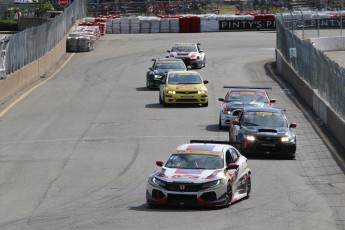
[[146, 140, 251, 207], [167, 42, 206, 69], [219, 86, 276, 129]]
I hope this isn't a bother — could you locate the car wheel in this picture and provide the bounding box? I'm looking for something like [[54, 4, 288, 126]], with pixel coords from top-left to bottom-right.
[[287, 152, 296, 160], [147, 78, 151, 89], [202, 101, 208, 107], [203, 58, 206, 67], [162, 95, 169, 107], [219, 115, 222, 129], [245, 174, 251, 199], [225, 183, 233, 207]]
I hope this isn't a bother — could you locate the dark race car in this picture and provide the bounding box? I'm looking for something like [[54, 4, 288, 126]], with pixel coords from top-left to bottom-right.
[[146, 58, 188, 89], [229, 107, 297, 159], [218, 86, 276, 129]]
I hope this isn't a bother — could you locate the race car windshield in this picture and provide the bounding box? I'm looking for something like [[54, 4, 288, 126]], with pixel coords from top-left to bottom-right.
[[165, 154, 224, 169], [167, 74, 202, 84], [155, 63, 186, 70], [243, 112, 288, 127], [171, 46, 197, 52], [226, 93, 268, 104]]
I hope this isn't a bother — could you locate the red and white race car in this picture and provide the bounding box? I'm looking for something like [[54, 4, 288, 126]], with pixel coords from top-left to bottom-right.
[[167, 43, 206, 69], [146, 140, 251, 208]]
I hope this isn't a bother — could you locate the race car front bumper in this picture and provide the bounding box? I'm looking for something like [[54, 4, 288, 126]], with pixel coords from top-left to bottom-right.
[[147, 75, 164, 88], [146, 181, 228, 207], [220, 113, 238, 127], [239, 140, 296, 157], [164, 92, 208, 105]]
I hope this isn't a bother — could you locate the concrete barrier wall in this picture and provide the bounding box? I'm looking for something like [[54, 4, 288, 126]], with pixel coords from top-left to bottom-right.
[[307, 37, 345, 51], [276, 48, 345, 150], [0, 33, 67, 104]]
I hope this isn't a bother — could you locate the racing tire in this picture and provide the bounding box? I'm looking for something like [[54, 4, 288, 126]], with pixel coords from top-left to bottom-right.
[[146, 78, 151, 89], [225, 183, 233, 207], [245, 174, 251, 199], [218, 115, 223, 129], [201, 101, 208, 107]]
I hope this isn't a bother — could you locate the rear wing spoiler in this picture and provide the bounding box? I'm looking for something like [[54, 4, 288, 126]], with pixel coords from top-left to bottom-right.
[[190, 140, 240, 145]]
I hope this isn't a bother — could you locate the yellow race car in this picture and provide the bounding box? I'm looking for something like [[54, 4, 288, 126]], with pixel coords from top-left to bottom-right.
[[159, 71, 209, 107]]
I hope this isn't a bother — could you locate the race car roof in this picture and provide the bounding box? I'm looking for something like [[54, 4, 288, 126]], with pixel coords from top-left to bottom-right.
[[227, 88, 267, 94], [168, 70, 198, 74], [173, 143, 228, 156], [243, 107, 284, 113], [156, 57, 184, 62]]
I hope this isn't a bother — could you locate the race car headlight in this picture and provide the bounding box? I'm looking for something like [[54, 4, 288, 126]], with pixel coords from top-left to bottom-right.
[[201, 179, 222, 189], [198, 90, 207, 94], [149, 177, 167, 188], [281, 135, 295, 143], [244, 135, 255, 142], [154, 75, 162, 79], [222, 110, 231, 115], [166, 90, 176, 95]]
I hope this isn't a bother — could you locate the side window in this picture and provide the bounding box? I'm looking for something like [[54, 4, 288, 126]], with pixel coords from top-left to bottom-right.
[[225, 150, 232, 164], [230, 148, 239, 162]]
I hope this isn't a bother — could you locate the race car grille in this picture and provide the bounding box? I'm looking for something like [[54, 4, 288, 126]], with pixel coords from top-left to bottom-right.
[[167, 194, 197, 206], [166, 183, 203, 192], [200, 192, 217, 202], [255, 136, 280, 142], [176, 91, 198, 94], [176, 99, 199, 102]]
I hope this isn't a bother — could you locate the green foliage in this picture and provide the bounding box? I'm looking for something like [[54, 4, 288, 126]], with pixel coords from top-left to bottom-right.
[[0, 19, 18, 31], [35, 0, 54, 14]]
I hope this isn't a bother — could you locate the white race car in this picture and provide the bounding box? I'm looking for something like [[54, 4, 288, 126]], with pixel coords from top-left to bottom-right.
[[167, 43, 206, 69], [146, 140, 251, 207]]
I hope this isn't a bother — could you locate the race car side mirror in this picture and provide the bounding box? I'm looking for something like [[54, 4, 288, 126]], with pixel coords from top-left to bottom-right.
[[167, 50, 170, 53], [203, 80, 209, 84], [219, 98, 224, 102], [232, 120, 240, 126], [270, 99, 276, 103], [156, 160, 163, 167], [227, 163, 239, 170], [149, 67, 153, 71], [289, 123, 297, 128]]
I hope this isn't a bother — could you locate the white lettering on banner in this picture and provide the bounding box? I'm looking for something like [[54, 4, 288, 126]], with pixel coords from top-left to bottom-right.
[[219, 20, 276, 30]]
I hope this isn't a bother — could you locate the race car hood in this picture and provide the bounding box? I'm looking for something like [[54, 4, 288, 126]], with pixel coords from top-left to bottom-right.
[[223, 101, 266, 111], [242, 126, 292, 136], [154, 69, 185, 75], [158, 167, 222, 183], [168, 84, 204, 91]]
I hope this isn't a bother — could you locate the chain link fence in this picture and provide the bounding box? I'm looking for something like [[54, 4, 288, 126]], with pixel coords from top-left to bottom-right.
[[2, 0, 87, 77], [276, 12, 345, 118]]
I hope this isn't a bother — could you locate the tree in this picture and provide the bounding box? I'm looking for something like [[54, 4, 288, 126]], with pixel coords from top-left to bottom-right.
[[35, 0, 54, 17]]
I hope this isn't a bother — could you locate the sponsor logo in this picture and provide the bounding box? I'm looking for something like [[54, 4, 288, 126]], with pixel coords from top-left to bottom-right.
[[219, 20, 276, 30]]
